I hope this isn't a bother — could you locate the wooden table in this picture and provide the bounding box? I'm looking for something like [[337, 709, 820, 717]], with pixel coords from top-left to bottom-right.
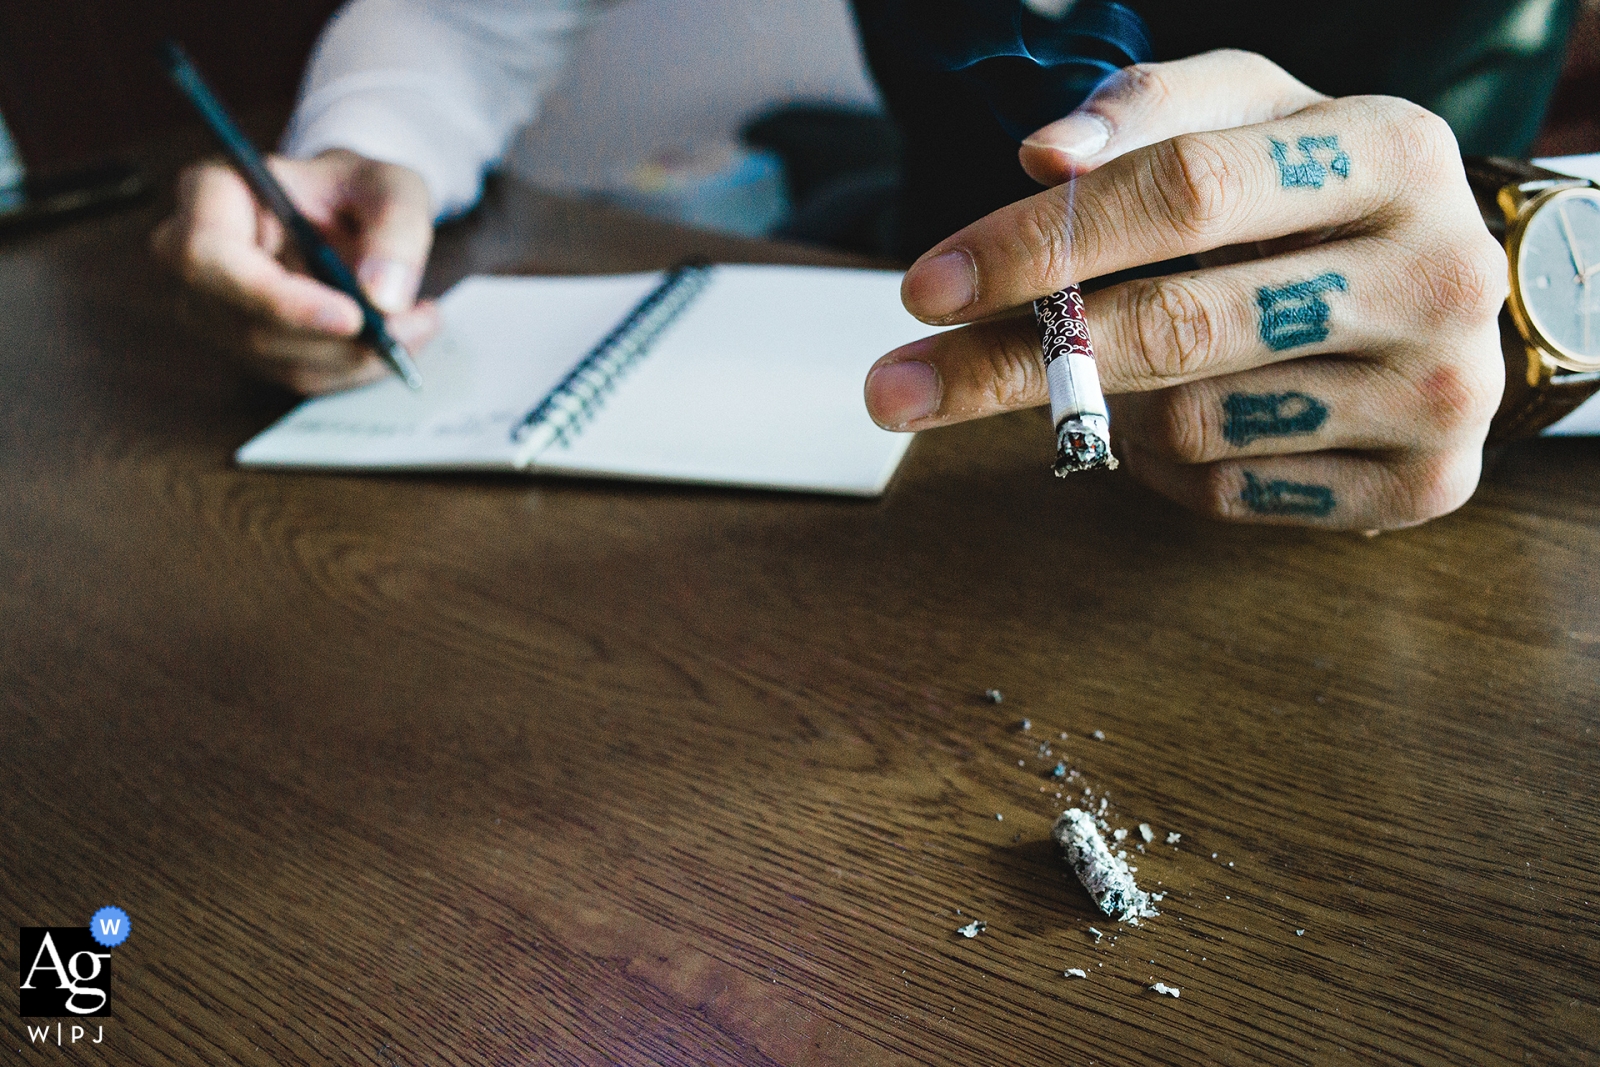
[[3, 159, 1598, 1067]]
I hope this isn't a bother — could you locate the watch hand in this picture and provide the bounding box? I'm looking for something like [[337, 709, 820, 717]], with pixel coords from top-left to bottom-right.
[[1558, 204, 1589, 282]]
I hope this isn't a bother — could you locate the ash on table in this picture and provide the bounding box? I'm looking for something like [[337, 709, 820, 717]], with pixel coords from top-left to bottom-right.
[[1053, 808, 1159, 924]]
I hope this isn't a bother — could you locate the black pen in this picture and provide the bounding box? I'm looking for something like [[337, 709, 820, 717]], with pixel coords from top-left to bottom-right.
[[158, 40, 423, 390]]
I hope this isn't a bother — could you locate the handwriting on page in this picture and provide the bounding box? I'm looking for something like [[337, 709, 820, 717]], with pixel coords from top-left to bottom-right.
[[276, 334, 526, 440], [284, 410, 524, 438]]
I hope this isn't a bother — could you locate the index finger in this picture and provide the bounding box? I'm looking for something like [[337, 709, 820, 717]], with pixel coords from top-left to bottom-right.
[[902, 96, 1454, 324], [154, 162, 363, 336]]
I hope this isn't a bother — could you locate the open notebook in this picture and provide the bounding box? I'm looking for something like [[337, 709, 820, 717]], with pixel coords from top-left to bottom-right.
[[236, 264, 936, 495]]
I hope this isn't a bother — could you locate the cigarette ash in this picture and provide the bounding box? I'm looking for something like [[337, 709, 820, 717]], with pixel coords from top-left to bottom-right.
[[1054, 417, 1118, 474], [1053, 809, 1159, 924]]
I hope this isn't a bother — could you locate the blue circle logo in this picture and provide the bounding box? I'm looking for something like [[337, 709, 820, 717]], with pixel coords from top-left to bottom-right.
[[89, 906, 130, 948]]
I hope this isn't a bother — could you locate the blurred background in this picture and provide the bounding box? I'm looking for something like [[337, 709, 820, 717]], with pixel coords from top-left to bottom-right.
[[0, 0, 1597, 243]]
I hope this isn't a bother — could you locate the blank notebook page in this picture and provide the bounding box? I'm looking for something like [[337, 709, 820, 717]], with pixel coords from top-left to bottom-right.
[[530, 265, 920, 493]]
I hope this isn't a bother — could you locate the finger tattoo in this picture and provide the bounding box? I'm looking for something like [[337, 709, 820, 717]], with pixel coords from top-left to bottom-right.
[[1240, 471, 1336, 516], [1270, 135, 1351, 189], [1222, 392, 1329, 446], [1257, 272, 1347, 351]]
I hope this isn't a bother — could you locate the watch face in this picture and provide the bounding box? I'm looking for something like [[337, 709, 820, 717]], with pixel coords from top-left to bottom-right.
[[1516, 188, 1600, 367]]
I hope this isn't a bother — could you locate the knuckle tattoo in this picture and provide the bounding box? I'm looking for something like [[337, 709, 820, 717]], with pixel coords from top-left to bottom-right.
[[1256, 272, 1347, 351], [1221, 391, 1329, 446], [1269, 135, 1352, 190], [1238, 470, 1337, 518]]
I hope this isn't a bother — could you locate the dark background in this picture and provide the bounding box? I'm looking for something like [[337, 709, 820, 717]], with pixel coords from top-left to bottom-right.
[[0, 0, 1597, 176], [0, 0, 343, 175]]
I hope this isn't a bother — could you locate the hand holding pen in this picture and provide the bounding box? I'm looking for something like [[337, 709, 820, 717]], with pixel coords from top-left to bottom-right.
[[151, 43, 438, 394]]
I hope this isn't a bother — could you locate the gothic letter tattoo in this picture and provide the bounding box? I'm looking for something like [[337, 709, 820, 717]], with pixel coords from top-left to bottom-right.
[[1222, 392, 1329, 446], [1257, 272, 1347, 351], [1270, 136, 1351, 189], [1240, 471, 1336, 516]]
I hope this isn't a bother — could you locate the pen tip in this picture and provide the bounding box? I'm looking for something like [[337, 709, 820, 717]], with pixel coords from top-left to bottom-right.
[[391, 349, 424, 391]]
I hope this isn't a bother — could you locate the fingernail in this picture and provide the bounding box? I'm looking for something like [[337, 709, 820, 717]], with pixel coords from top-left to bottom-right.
[[391, 301, 440, 347], [904, 250, 976, 321], [359, 257, 419, 314], [1024, 112, 1111, 158], [866, 360, 941, 429]]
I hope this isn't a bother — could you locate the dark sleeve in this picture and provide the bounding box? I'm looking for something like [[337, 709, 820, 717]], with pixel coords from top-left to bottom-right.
[[1130, 0, 1580, 156]]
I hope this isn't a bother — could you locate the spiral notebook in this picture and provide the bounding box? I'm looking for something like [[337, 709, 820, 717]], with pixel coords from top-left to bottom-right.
[[236, 264, 935, 495]]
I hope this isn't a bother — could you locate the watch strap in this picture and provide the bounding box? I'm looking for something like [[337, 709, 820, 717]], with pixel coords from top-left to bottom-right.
[[1462, 156, 1573, 192], [1487, 310, 1600, 442], [1463, 156, 1591, 238]]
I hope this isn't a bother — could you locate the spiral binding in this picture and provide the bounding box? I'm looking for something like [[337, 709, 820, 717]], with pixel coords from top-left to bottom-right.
[[511, 260, 713, 456]]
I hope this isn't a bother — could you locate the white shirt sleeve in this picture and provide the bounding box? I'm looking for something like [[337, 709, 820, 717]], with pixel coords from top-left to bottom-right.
[[282, 0, 605, 218]]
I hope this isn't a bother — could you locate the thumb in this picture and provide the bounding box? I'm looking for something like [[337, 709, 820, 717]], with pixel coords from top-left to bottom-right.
[[1018, 49, 1327, 186], [343, 158, 435, 314]]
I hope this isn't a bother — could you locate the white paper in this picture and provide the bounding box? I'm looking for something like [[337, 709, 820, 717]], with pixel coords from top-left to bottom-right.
[[1531, 154, 1600, 436], [534, 265, 924, 494], [237, 265, 934, 495], [1536, 152, 1600, 185]]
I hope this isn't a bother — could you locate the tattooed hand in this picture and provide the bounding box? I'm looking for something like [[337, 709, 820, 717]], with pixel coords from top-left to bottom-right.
[[863, 50, 1507, 529]]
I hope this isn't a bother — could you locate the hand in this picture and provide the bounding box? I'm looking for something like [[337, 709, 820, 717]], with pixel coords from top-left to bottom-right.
[[151, 149, 441, 394], [864, 50, 1508, 529]]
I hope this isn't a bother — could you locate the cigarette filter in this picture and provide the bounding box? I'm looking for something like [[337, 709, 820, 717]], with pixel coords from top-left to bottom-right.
[[1035, 285, 1117, 475], [1053, 808, 1158, 924]]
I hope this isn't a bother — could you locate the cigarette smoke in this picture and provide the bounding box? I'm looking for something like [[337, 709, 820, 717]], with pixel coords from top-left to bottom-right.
[[876, 0, 1152, 141]]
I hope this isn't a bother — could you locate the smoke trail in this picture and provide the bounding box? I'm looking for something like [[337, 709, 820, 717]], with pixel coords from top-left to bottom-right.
[[872, 0, 1152, 141]]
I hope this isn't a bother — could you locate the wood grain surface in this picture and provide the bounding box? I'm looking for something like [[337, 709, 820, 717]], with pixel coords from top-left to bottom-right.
[[2, 158, 1598, 1067]]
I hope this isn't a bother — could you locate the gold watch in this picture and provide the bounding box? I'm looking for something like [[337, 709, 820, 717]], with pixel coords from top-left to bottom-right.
[[1465, 157, 1600, 442]]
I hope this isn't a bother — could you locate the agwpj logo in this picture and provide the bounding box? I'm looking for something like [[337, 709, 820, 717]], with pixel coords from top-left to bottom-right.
[[18, 906, 129, 1036]]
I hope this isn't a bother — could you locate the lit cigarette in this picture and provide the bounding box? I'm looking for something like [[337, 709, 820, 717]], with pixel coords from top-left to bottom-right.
[[1035, 285, 1117, 475]]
